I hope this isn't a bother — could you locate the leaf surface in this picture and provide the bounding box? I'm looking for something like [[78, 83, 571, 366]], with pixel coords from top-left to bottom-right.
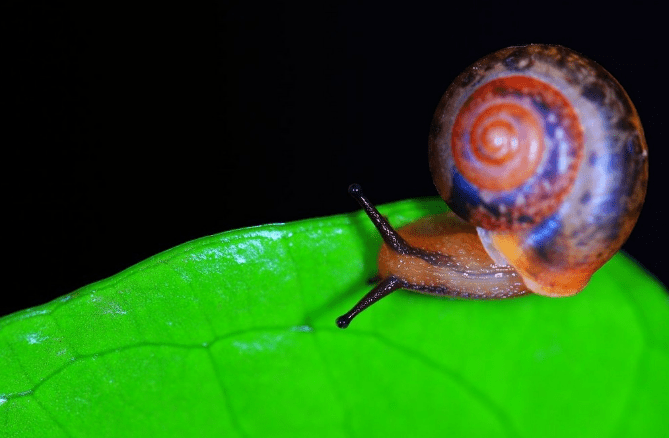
[[1, 198, 668, 437]]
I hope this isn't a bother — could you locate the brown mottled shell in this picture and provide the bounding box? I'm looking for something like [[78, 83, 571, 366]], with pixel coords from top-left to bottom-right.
[[428, 44, 648, 297]]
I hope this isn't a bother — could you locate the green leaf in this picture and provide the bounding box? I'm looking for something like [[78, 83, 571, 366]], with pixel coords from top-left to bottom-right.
[[1, 198, 668, 437]]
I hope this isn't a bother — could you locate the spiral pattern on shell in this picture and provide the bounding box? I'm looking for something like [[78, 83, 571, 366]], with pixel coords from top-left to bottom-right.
[[428, 44, 648, 297]]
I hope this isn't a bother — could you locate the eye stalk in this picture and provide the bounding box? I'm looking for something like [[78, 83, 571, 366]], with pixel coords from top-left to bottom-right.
[[337, 184, 529, 329], [336, 184, 413, 329]]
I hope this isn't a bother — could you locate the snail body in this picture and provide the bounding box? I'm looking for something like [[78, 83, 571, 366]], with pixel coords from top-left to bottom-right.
[[337, 44, 647, 329]]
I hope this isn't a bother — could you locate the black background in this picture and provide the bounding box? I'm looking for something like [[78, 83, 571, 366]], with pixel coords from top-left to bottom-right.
[[4, 1, 667, 316]]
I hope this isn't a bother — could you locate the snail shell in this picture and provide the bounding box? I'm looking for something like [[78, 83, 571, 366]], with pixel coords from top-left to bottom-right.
[[429, 44, 648, 297], [336, 44, 647, 328]]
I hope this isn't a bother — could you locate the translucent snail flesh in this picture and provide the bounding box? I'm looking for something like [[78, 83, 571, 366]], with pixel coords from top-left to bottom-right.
[[337, 44, 648, 329]]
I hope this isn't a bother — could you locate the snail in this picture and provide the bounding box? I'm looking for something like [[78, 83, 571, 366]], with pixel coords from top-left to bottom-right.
[[336, 44, 648, 329]]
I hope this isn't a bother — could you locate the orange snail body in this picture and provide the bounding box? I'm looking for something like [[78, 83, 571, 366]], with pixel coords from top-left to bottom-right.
[[337, 44, 648, 329]]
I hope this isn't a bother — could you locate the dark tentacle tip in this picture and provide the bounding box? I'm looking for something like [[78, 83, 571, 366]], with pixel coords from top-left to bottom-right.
[[348, 183, 362, 196], [335, 314, 351, 329]]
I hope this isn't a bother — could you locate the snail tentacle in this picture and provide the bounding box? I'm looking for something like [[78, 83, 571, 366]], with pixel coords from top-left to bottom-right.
[[338, 185, 529, 328], [336, 276, 402, 329]]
